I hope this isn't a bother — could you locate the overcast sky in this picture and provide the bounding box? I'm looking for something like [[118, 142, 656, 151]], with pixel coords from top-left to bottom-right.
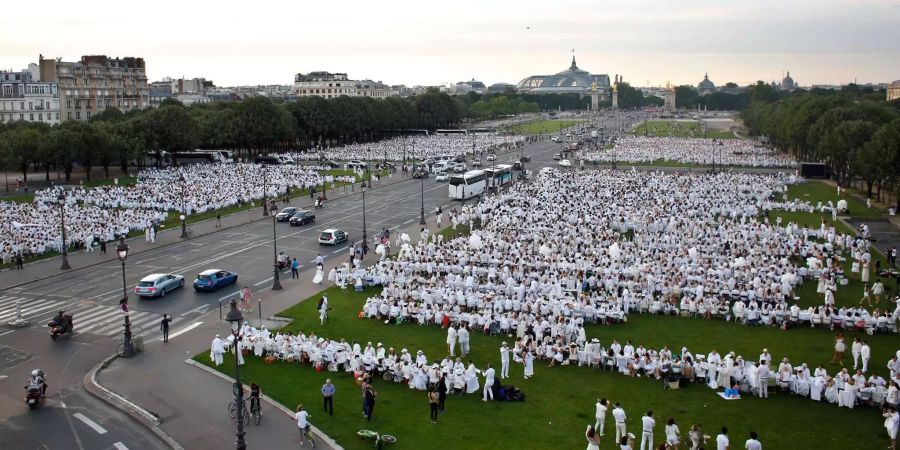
[[2, 0, 898, 88]]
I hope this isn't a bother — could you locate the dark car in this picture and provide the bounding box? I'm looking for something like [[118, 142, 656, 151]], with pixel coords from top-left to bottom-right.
[[275, 207, 298, 222], [520, 156, 531, 163], [254, 156, 281, 165], [412, 167, 429, 179], [513, 161, 523, 170], [192, 269, 238, 292], [289, 210, 316, 226]]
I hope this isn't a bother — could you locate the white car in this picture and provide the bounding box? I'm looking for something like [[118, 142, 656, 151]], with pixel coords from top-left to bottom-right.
[[319, 228, 349, 245], [486, 154, 496, 161], [435, 172, 449, 182], [135, 273, 185, 298], [558, 159, 572, 167], [346, 160, 368, 170]]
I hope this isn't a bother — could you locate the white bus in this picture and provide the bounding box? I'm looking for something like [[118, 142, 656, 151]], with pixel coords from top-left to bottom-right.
[[483, 163, 513, 187], [435, 129, 469, 136], [448, 169, 486, 200]]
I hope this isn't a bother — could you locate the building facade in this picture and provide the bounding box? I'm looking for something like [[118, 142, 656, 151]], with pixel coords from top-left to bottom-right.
[[888, 80, 900, 102], [0, 67, 61, 125], [39, 54, 149, 121], [516, 56, 610, 100], [292, 71, 390, 99]]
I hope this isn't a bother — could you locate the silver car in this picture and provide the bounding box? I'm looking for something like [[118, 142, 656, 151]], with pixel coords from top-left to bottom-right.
[[135, 273, 185, 298]]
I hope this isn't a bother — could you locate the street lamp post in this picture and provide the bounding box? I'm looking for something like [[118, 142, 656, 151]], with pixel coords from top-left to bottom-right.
[[362, 184, 368, 245], [180, 174, 188, 238], [419, 146, 426, 225], [225, 299, 247, 450], [367, 147, 373, 188], [57, 191, 71, 270], [270, 202, 282, 291], [117, 238, 135, 358], [261, 167, 269, 217]]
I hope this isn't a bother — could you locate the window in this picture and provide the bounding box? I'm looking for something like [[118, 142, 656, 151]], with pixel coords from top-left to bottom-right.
[[29, 113, 34, 120], [86, 111, 91, 119], [56, 112, 60, 120], [75, 112, 80, 119], [19, 114, 24, 120], [38, 113, 42, 121], [67, 112, 72, 119], [28, 102, 33, 110]]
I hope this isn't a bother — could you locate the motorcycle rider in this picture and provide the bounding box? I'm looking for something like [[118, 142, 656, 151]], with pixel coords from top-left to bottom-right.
[[26, 369, 47, 396]]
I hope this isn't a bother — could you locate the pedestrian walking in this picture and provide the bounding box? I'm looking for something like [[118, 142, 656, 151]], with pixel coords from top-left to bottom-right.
[[437, 375, 448, 413], [216, 212, 221, 228], [291, 258, 300, 279], [241, 286, 252, 312], [364, 384, 376, 422], [160, 314, 171, 343], [428, 388, 439, 423], [321, 379, 335, 416], [100, 240, 107, 254], [15, 252, 23, 270]]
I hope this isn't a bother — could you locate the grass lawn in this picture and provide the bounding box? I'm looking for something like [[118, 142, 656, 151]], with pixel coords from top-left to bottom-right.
[[633, 121, 737, 140], [507, 119, 581, 135], [197, 284, 896, 450], [786, 180, 881, 219]]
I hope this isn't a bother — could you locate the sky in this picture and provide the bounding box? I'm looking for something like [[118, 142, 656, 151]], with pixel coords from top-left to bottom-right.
[[2, 0, 899, 88]]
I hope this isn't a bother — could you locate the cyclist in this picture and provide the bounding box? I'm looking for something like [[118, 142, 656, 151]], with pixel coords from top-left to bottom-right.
[[249, 382, 261, 416], [295, 404, 312, 446]]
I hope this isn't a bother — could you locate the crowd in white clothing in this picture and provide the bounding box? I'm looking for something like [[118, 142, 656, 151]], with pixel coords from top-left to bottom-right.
[[287, 134, 528, 162], [583, 136, 796, 168], [209, 324, 501, 399]]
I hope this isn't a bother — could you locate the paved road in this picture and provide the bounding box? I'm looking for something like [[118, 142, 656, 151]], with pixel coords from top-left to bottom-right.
[[0, 327, 163, 450]]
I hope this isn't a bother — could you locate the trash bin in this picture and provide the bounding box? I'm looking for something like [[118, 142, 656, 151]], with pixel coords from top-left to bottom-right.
[[134, 335, 144, 353]]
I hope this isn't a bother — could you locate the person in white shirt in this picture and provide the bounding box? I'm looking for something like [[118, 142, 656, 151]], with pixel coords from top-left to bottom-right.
[[295, 404, 311, 446], [447, 325, 457, 356], [852, 338, 862, 370], [482, 364, 495, 401], [861, 341, 871, 373], [640, 410, 655, 450], [612, 403, 627, 444], [665, 417, 680, 447], [744, 431, 762, 450], [595, 398, 609, 436], [458, 325, 471, 357], [500, 342, 510, 379], [716, 427, 730, 450]]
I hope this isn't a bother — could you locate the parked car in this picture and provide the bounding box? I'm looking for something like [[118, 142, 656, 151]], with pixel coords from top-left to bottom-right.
[[559, 159, 572, 167], [192, 269, 238, 292], [319, 229, 349, 245], [135, 273, 185, 298], [289, 210, 316, 226], [435, 172, 449, 182], [275, 207, 298, 222]]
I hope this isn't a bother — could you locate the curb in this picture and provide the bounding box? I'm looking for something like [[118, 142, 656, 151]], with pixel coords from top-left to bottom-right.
[[184, 358, 344, 450], [83, 353, 185, 450]]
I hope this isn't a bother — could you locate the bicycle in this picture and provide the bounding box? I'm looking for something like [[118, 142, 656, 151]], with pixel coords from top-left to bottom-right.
[[357, 429, 397, 449], [302, 425, 316, 448], [249, 397, 261, 425], [227, 399, 250, 426]]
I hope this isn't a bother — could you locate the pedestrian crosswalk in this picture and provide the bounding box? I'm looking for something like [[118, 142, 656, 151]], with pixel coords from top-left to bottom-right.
[[0, 294, 178, 337]]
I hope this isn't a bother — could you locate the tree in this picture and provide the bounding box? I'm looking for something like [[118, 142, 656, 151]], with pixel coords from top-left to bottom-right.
[[675, 86, 700, 110]]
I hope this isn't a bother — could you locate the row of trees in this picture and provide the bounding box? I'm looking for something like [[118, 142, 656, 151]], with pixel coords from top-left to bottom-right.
[[0, 90, 472, 182], [742, 84, 900, 206]]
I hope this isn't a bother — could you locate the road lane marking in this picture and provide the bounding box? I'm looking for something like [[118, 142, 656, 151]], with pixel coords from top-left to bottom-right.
[[218, 290, 240, 301], [253, 277, 274, 287], [113, 443, 129, 450], [0, 300, 67, 321], [161, 321, 203, 341], [0, 330, 14, 337], [73, 412, 107, 434], [180, 305, 210, 317]]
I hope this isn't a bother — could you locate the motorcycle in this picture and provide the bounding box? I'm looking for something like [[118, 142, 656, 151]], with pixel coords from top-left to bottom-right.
[[24, 387, 43, 410], [314, 197, 324, 209], [48, 314, 74, 340], [276, 254, 291, 270]]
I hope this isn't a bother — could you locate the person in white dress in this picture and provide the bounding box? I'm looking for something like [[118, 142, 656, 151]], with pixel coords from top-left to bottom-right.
[[665, 417, 681, 447], [524, 350, 534, 379]]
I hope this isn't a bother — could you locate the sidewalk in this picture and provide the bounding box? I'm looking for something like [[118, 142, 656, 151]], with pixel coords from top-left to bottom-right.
[[92, 214, 444, 450], [0, 174, 407, 291]]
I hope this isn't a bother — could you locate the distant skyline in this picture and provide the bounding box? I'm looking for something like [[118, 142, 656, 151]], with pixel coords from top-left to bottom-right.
[[2, 0, 898, 88]]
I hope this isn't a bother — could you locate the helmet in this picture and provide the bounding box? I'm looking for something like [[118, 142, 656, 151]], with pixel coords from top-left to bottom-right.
[[31, 369, 40, 377]]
